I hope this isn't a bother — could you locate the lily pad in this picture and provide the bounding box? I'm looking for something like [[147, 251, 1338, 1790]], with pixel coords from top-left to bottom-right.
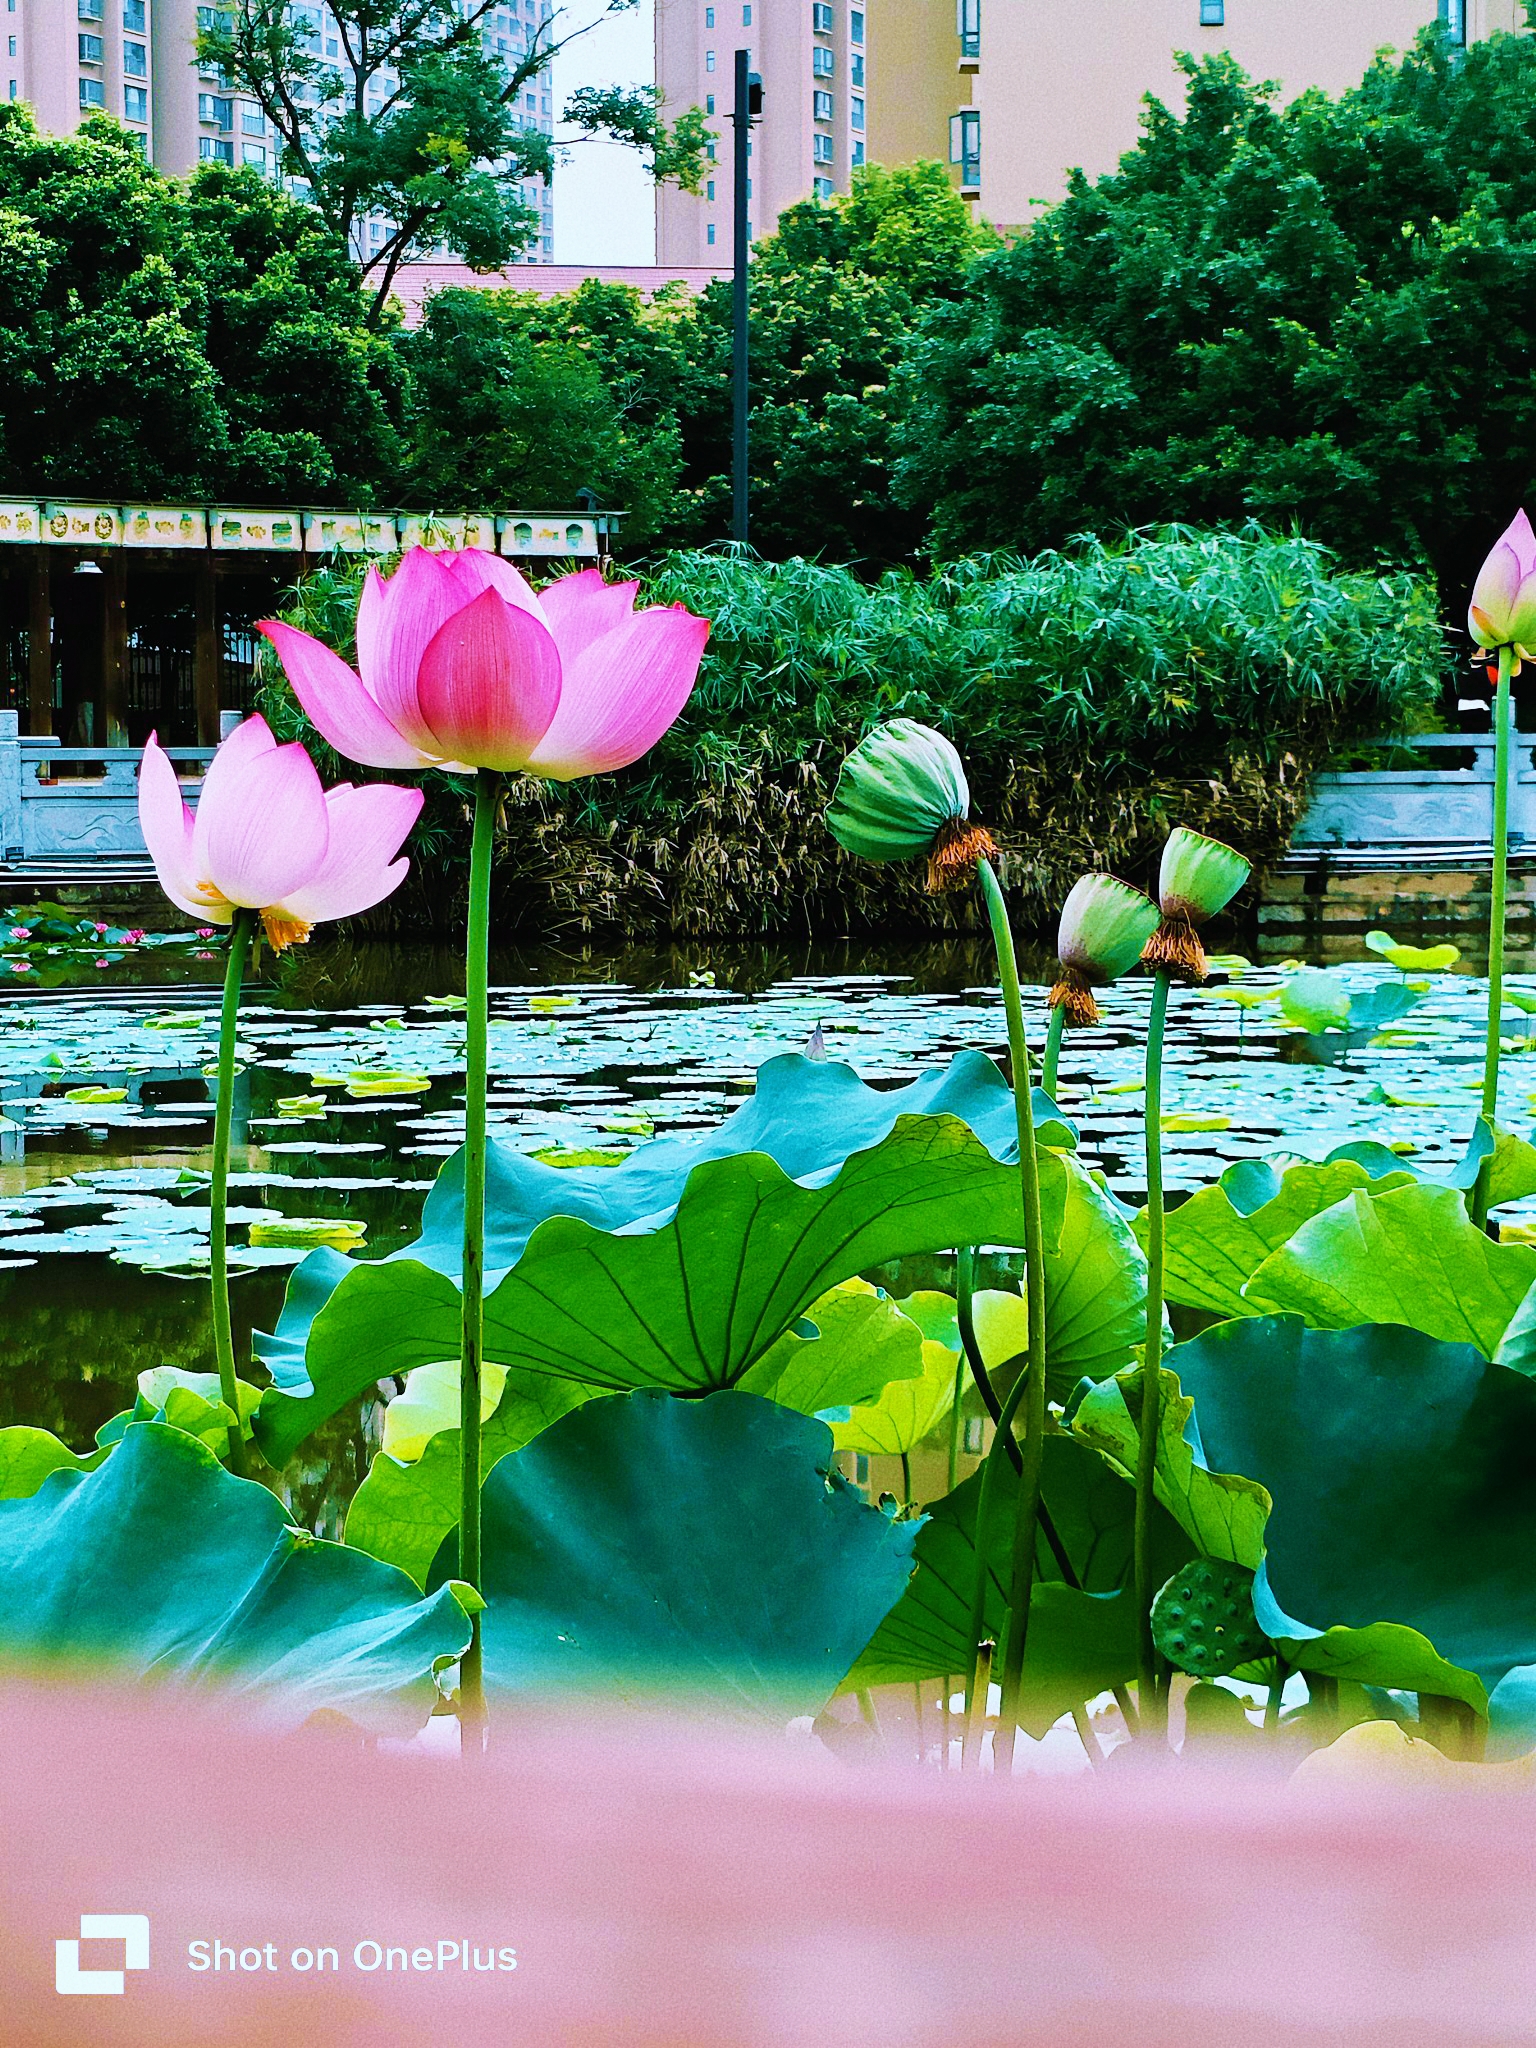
[[0, 1427, 103, 1499], [0, 1423, 471, 1734], [428, 1390, 918, 1723], [740, 1280, 927, 1414]]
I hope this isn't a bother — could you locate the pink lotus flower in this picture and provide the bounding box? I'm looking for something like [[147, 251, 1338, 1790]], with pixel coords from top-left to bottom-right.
[[1470, 510, 1536, 660], [9, 959, 30, 974], [258, 550, 708, 780], [8, 927, 29, 941], [123, 928, 146, 944], [94, 956, 110, 968], [137, 715, 424, 952], [92, 922, 109, 936]]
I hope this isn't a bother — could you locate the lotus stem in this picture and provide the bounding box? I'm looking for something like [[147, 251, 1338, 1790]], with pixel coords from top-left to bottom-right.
[[1473, 641, 1515, 1231], [1135, 966, 1173, 1735], [1042, 1002, 1066, 1098], [962, 1638, 994, 1770], [947, 1357, 965, 1495], [210, 908, 255, 1479], [975, 856, 1048, 1775], [458, 767, 499, 1749]]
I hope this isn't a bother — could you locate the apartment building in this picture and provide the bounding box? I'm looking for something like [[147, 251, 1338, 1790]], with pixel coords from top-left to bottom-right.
[[9, 0, 555, 260], [658, 0, 1530, 256], [655, 0, 870, 261]]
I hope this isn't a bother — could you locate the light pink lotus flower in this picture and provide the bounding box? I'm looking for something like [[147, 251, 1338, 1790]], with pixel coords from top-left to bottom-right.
[[137, 715, 424, 952], [1469, 510, 1536, 662], [257, 550, 709, 780], [8, 926, 29, 941]]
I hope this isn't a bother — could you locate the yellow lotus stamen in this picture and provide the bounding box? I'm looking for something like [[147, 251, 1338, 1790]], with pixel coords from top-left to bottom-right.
[[926, 816, 998, 895], [261, 913, 313, 953], [1048, 966, 1101, 1026], [1142, 912, 1208, 985]]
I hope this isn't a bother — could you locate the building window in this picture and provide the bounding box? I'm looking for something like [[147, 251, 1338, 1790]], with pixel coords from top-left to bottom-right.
[[851, 51, 864, 85], [950, 107, 980, 186], [79, 76, 106, 106], [123, 39, 147, 74], [200, 134, 233, 161], [851, 96, 864, 130], [6, 38, 12, 55], [850, 7, 863, 39], [1198, 0, 1223, 21], [812, 177, 833, 201], [241, 107, 263, 133], [813, 88, 833, 120], [957, 0, 980, 60], [243, 142, 265, 165], [852, 139, 865, 165], [707, 221, 716, 244], [705, 47, 715, 69], [198, 92, 232, 127], [706, 178, 715, 199], [704, 4, 713, 21], [742, 2, 751, 19], [124, 84, 148, 120], [79, 32, 105, 60], [812, 45, 834, 76], [812, 1, 834, 29], [813, 132, 833, 164], [706, 92, 714, 112], [1438, 0, 1466, 42], [8, 78, 16, 98], [77, 0, 104, 17], [123, 0, 145, 26]]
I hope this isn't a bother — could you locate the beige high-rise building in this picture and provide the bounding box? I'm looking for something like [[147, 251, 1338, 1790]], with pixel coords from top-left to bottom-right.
[[658, 0, 1529, 254], [10, 1, 556, 259]]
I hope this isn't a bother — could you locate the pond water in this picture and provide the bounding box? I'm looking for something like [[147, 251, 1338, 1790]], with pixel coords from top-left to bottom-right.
[[2, 928, 1529, 1532]]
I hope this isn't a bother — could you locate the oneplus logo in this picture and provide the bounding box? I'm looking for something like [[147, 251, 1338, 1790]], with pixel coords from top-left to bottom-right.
[[56, 1915, 150, 1995]]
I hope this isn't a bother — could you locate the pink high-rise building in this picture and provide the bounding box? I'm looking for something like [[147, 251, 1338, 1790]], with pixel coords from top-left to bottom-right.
[[655, 0, 868, 263]]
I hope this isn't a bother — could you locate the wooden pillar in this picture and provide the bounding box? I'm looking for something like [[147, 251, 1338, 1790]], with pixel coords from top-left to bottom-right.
[[193, 550, 219, 746], [103, 550, 128, 746], [26, 546, 50, 738]]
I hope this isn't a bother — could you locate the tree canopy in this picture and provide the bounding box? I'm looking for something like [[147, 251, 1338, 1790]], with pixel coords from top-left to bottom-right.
[[893, 23, 1536, 596]]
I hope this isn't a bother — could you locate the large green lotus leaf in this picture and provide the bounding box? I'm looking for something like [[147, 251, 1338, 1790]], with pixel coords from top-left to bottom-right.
[[257, 1074, 1071, 1463], [1246, 1183, 1536, 1355], [426, 1390, 918, 1722], [1153, 1159, 1413, 1319], [1038, 1160, 1147, 1391], [844, 1435, 1190, 1735], [0, 1423, 471, 1734], [379, 1358, 596, 1466], [1069, 1368, 1270, 1570], [257, 1048, 1072, 1386], [347, 1372, 606, 1587], [0, 1427, 103, 1500], [1170, 1317, 1536, 1733], [739, 1279, 927, 1412], [830, 1309, 960, 1459]]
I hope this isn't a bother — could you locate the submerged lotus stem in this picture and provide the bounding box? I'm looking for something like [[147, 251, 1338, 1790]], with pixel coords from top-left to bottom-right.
[[210, 908, 256, 1478], [1135, 966, 1172, 1731], [974, 856, 1048, 1774], [458, 768, 500, 1749], [1473, 640, 1515, 1230]]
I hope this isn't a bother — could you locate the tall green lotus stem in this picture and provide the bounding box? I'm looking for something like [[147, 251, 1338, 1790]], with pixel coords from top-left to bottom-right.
[[458, 768, 499, 1745], [1042, 1003, 1066, 1100], [1135, 967, 1173, 1732], [975, 856, 1048, 1774], [1473, 640, 1515, 1231], [210, 907, 256, 1479]]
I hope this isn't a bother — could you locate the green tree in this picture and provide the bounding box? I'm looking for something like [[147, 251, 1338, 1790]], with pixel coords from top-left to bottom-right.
[[200, 1, 708, 324], [398, 280, 687, 543], [0, 106, 399, 500], [893, 23, 1536, 597]]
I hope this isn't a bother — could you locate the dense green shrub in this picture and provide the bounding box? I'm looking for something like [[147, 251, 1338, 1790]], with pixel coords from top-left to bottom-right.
[[258, 526, 1443, 937]]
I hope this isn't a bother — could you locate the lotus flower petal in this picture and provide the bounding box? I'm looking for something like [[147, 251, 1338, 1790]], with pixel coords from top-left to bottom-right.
[[258, 620, 434, 772], [1469, 512, 1536, 650], [442, 547, 548, 625], [137, 734, 213, 922], [539, 569, 640, 667], [273, 781, 424, 925], [524, 605, 707, 780], [415, 586, 563, 771], [364, 547, 480, 756], [191, 714, 330, 911]]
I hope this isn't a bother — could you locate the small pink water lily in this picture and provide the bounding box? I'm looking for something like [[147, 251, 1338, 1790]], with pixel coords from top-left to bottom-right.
[[137, 714, 424, 952], [258, 549, 709, 780], [1470, 510, 1536, 664], [8, 926, 29, 941]]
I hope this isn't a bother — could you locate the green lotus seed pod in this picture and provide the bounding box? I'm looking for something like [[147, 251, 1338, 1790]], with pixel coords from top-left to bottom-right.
[[1151, 1557, 1271, 1679], [825, 718, 977, 863], [1157, 827, 1252, 926]]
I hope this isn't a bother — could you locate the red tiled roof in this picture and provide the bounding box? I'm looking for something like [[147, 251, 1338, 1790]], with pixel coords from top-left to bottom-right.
[[387, 262, 731, 324]]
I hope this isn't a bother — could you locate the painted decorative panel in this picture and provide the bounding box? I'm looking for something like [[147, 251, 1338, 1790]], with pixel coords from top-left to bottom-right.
[[498, 516, 599, 559], [0, 503, 40, 543], [210, 509, 302, 552], [303, 512, 398, 555], [123, 506, 207, 548], [396, 513, 498, 552], [42, 503, 122, 546]]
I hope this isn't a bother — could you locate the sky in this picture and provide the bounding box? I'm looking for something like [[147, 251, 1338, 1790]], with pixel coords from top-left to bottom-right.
[[550, 0, 657, 264]]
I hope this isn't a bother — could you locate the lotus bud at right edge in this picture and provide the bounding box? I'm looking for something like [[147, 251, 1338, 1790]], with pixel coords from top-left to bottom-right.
[[1142, 827, 1252, 983]]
